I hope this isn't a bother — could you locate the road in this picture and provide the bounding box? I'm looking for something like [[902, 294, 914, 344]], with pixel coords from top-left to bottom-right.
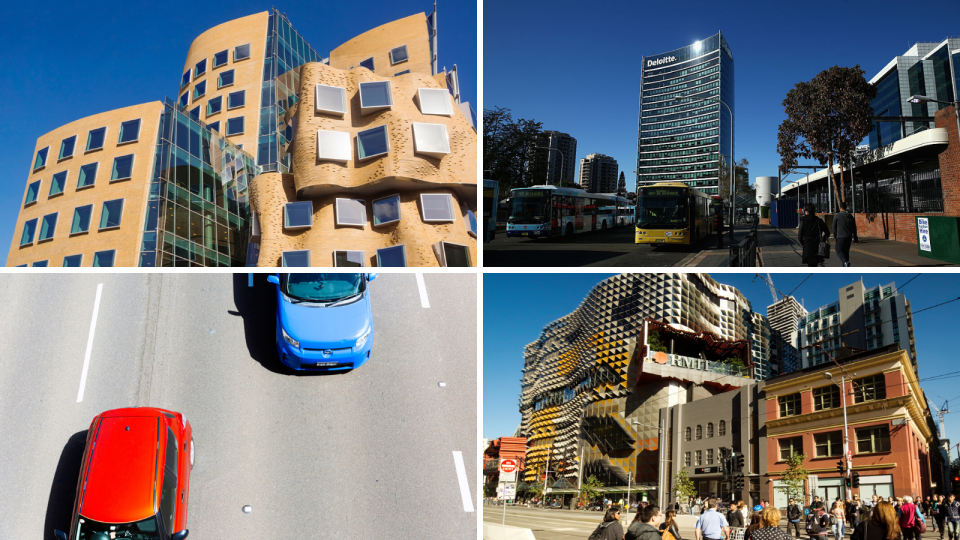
[[0, 273, 477, 540]]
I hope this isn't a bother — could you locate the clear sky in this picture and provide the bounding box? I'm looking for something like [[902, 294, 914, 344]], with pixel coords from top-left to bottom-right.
[[483, 0, 960, 190], [484, 272, 960, 455], [0, 1, 476, 263]]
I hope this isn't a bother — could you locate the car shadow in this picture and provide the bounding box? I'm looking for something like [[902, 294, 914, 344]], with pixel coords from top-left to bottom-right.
[[229, 273, 349, 377], [44, 430, 87, 540]]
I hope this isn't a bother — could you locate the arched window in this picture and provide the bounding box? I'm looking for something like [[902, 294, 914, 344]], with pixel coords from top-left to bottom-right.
[[719, 420, 726, 436], [696, 425, 702, 440], [707, 423, 714, 438], [685, 427, 692, 441]]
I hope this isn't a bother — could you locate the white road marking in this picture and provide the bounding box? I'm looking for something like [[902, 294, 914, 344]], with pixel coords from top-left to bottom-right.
[[76, 283, 104, 403], [248, 273, 253, 287], [452, 451, 474, 512], [415, 273, 430, 308]]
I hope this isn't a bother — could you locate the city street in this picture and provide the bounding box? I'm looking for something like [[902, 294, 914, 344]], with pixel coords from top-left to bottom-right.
[[0, 273, 477, 540]]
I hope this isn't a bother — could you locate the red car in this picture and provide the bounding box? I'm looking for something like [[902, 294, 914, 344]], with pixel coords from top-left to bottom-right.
[[54, 407, 193, 540]]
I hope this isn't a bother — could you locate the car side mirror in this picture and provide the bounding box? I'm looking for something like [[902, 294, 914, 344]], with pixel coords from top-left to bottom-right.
[[171, 530, 189, 540], [54, 530, 68, 540], [267, 275, 280, 285], [366, 273, 378, 281]]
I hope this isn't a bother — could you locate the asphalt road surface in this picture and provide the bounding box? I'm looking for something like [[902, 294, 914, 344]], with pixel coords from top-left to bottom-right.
[[0, 273, 477, 540]]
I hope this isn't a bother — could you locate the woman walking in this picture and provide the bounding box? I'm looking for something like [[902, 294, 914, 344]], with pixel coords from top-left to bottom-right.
[[850, 501, 902, 540], [747, 506, 792, 540], [897, 496, 925, 540], [798, 203, 829, 267], [833, 501, 847, 539], [660, 509, 683, 540]]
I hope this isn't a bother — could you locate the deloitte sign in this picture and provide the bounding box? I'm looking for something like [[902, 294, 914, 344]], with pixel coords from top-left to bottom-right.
[[647, 55, 677, 67]]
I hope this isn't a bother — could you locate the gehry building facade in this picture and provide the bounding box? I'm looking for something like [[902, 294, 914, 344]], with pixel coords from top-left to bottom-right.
[[518, 274, 766, 501]]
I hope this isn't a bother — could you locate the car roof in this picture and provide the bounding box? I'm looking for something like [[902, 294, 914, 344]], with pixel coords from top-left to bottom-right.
[[80, 410, 170, 524]]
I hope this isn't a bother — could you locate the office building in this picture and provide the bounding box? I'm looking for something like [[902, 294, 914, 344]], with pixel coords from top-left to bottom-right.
[[637, 32, 734, 195], [767, 296, 808, 375], [748, 312, 774, 380], [579, 154, 619, 193], [529, 131, 577, 185]]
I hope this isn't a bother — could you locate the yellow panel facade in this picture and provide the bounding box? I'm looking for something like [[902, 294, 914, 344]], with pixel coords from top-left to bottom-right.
[[329, 13, 434, 77]]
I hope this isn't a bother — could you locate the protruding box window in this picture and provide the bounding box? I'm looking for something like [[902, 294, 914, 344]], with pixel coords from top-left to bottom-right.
[[376, 245, 407, 267], [93, 250, 116, 267], [335, 198, 366, 227], [372, 194, 401, 226], [181, 70, 190, 88], [179, 92, 189, 109], [86, 127, 106, 151], [219, 69, 235, 88], [317, 130, 351, 162], [284, 201, 314, 229], [359, 81, 393, 114], [467, 210, 478, 237], [50, 171, 67, 196], [39, 212, 58, 241], [118, 119, 141, 144], [418, 88, 454, 116], [360, 57, 375, 71], [207, 96, 223, 116], [24, 180, 40, 205], [413, 123, 450, 157], [334, 250, 365, 267], [193, 80, 207, 101], [228, 90, 245, 110], [59, 135, 77, 159], [77, 163, 98, 189], [33, 260, 49, 267], [71, 205, 93, 234], [438, 241, 471, 267], [111, 154, 135, 181], [194, 59, 207, 78], [356, 125, 390, 160], [189, 106, 201, 120], [315, 84, 347, 116], [20, 218, 37, 245], [234, 43, 251, 61], [208, 121, 220, 133], [63, 254, 82, 267], [213, 50, 229, 68], [394, 70, 411, 76], [282, 250, 311, 267], [421, 193, 455, 222], [226, 117, 244, 136], [390, 45, 409, 65], [99, 199, 124, 230], [33, 147, 49, 170]]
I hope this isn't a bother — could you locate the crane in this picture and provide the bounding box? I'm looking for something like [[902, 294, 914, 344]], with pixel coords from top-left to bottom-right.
[[754, 273, 780, 304], [929, 399, 950, 438]]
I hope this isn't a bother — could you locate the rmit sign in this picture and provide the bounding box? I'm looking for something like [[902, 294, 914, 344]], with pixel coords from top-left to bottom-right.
[[647, 56, 677, 67]]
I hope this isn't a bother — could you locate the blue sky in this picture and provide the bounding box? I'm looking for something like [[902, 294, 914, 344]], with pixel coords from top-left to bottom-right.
[[483, 0, 960, 190], [0, 1, 476, 263], [484, 273, 960, 452]]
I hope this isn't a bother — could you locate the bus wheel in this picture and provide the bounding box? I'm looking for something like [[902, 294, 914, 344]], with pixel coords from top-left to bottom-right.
[[565, 223, 574, 237]]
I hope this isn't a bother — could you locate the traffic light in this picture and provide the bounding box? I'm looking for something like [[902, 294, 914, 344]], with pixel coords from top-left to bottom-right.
[[851, 472, 860, 488], [736, 454, 745, 472], [836, 461, 845, 475], [734, 474, 745, 490]]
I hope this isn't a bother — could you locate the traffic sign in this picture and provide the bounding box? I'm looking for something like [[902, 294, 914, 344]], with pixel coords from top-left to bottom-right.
[[500, 459, 518, 473]]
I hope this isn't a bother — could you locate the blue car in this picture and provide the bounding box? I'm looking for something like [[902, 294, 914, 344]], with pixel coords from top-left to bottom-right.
[[268, 273, 377, 371]]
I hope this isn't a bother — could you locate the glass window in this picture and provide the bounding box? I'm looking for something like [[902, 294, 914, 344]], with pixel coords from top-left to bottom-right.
[[779, 436, 803, 460], [34, 147, 49, 170], [111, 154, 135, 181], [282, 250, 311, 267], [181, 70, 190, 88], [718, 420, 726, 436], [815, 431, 843, 457], [334, 250, 365, 267], [24, 180, 41, 205], [208, 121, 220, 133], [228, 90, 245, 109], [194, 58, 207, 77], [63, 254, 82, 267], [33, 260, 49, 267], [376, 245, 407, 267], [706, 448, 714, 465], [219, 69, 235, 88], [284, 201, 313, 229], [39, 212, 58, 241], [779, 393, 801, 417], [394, 70, 411, 76], [372, 194, 401, 226], [77, 162, 98, 188], [421, 193, 455, 222], [335, 198, 366, 227], [315, 84, 347, 116], [390, 45, 409, 64], [20, 218, 37, 245], [179, 92, 189, 109], [813, 385, 840, 411], [71, 205, 93, 234], [696, 425, 702, 439], [99, 199, 124, 229], [213, 50, 228, 68], [316, 130, 351, 161], [857, 425, 891, 453], [59, 135, 77, 159], [86, 127, 107, 151], [684, 452, 691, 466], [226, 117, 244, 136], [93, 250, 115, 267], [412, 123, 450, 156], [854, 374, 886, 403], [356, 125, 390, 159], [160, 427, 179, 535], [50, 171, 67, 196], [440, 242, 471, 267], [193, 80, 206, 101], [207, 96, 222, 116], [234, 43, 251, 61], [359, 81, 393, 112], [118, 119, 141, 144], [189, 106, 200, 120], [707, 422, 714, 438], [418, 88, 453, 116], [466, 210, 477, 237], [685, 427, 691, 441], [695, 450, 702, 467], [360, 57, 375, 71]]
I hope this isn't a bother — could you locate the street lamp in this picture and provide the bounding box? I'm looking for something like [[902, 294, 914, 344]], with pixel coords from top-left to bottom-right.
[[535, 146, 564, 186], [823, 370, 852, 499], [908, 95, 960, 146]]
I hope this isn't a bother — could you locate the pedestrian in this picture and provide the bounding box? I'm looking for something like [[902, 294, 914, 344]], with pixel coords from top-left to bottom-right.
[[896, 495, 924, 540], [807, 506, 831, 540], [660, 509, 684, 540], [746, 511, 765, 540], [787, 498, 805, 538], [590, 505, 625, 540], [627, 504, 664, 540], [850, 501, 902, 540], [945, 494, 960, 540], [751, 506, 793, 540], [696, 499, 731, 540], [729, 501, 745, 528], [798, 203, 829, 267], [935, 495, 946, 538], [812, 497, 824, 512], [832, 500, 846, 540]]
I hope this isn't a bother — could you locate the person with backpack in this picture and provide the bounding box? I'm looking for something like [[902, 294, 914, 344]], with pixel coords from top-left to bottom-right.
[[626, 504, 664, 540], [896, 495, 925, 540], [696, 499, 730, 540], [590, 505, 625, 540], [787, 498, 804, 538], [850, 501, 902, 540], [660, 509, 683, 540], [945, 494, 960, 540], [808, 506, 831, 540]]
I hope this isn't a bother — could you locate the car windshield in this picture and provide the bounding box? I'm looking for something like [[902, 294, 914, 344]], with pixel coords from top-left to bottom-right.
[[281, 273, 364, 303], [508, 194, 550, 224], [636, 188, 689, 229], [76, 515, 161, 539]]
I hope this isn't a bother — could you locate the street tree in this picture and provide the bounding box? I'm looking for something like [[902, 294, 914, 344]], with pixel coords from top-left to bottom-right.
[[776, 453, 809, 503], [483, 106, 543, 194], [673, 469, 698, 503], [777, 66, 876, 207], [617, 171, 627, 196], [580, 475, 604, 505]]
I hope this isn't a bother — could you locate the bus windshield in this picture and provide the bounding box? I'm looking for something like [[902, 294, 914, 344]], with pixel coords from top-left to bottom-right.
[[637, 188, 689, 229], [508, 193, 550, 224]]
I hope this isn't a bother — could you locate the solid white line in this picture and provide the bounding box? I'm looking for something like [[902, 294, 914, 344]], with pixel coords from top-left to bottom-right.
[[415, 273, 430, 308], [248, 273, 253, 287], [77, 283, 104, 403], [452, 451, 474, 512]]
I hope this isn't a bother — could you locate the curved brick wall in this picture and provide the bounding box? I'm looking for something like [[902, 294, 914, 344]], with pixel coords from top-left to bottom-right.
[[328, 13, 433, 78]]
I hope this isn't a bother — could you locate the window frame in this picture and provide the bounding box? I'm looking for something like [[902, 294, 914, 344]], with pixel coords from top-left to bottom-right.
[[189, 106, 201, 120], [24, 179, 41, 206], [98, 198, 125, 231], [376, 245, 407, 267], [718, 420, 726, 436], [779, 392, 801, 417], [420, 193, 455, 222], [208, 121, 220, 133], [63, 254, 83, 267], [282, 250, 311, 267], [707, 422, 714, 438], [92, 249, 116, 268], [225, 116, 244, 136], [684, 452, 691, 467], [38, 212, 58, 241], [438, 241, 471, 267], [314, 84, 347, 116], [234, 43, 251, 61], [418, 88, 454, 116], [685, 427, 691, 441], [59, 135, 77, 160], [389, 45, 409, 65], [194, 58, 207, 78], [333, 250, 365, 267], [813, 384, 841, 411], [49, 171, 67, 197], [227, 90, 246, 110], [181, 70, 191, 88], [814, 431, 843, 457], [283, 201, 314, 230], [32, 260, 49, 267], [213, 50, 229, 68], [358, 81, 394, 114], [179, 92, 189, 109], [111, 154, 135, 182], [77, 162, 99, 190], [218, 69, 235, 89], [359, 57, 375, 71], [33, 146, 49, 171], [394, 70, 411, 76], [207, 95, 223, 117], [856, 425, 892, 454], [778, 436, 803, 461], [695, 450, 702, 467], [192, 80, 207, 102], [412, 122, 451, 156], [466, 209, 478, 237], [316, 130, 352, 162], [71, 204, 94, 234], [356, 125, 390, 160], [853, 374, 887, 403], [118, 119, 142, 144], [372, 194, 402, 226], [20, 218, 38, 246], [86, 127, 107, 152], [335, 198, 367, 227]]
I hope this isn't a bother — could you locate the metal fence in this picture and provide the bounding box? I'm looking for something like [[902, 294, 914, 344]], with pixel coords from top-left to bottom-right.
[[850, 160, 943, 213], [729, 227, 758, 267]]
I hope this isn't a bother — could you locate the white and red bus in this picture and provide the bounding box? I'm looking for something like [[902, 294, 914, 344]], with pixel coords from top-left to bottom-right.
[[505, 186, 625, 239]]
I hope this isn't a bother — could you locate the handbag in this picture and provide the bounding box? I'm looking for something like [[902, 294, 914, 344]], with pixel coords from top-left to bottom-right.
[[818, 241, 830, 259], [916, 517, 927, 534]]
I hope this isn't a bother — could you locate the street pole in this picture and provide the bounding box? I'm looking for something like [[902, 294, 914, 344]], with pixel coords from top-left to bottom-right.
[[503, 477, 508, 524], [577, 444, 585, 506], [841, 375, 851, 500], [544, 449, 551, 505], [535, 146, 564, 186], [627, 472, 632, 511]]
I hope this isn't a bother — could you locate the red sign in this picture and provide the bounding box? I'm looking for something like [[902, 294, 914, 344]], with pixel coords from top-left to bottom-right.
[[500, 459, 518, 473]]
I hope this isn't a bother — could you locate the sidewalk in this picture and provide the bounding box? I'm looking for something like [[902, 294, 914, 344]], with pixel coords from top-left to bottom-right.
[[756, 225, 958, 267], [677, 225, 757, 267]]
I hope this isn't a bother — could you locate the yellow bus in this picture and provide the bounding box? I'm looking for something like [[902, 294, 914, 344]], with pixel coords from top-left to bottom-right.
[[635, 182, 720, 245]]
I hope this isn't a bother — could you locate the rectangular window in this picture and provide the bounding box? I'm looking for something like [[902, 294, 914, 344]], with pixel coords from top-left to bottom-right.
[[282, 250, 311, 267], [50, 171, 67, 196], [695, 450, 702, 467], [421, 193, 455, 222], [179, 92, 189, 109], [225, 117, 244, 136], [412, 123, 450, 156], [779, 393, 801, 417], [706, 448, 714, 465], [99, 199, 124, 230], [335, 198, 366, 227], [71, 205, 93, 234], [316, 130, 351, 161], [234, 43, 251, 61], [219, 69, 235, 88], [315, 84, 347, 116], [389, 45, 409, 64], [194, 58, 207, 78], [92, 250, 116, 267], [213, 50, 228, 68], [779, 436, 803, 461], [189, 106, 200, 120], [334, 250, 365, 267], [227, 90, 245, 109], [284, 201, 313, 229], [208, 121, 220, 133], [193, 80, 206, 101], [856, 425, 891, 453], [207, 96, 222, 116], [34, 147, 49, 170], [33, 260, 49, 267], [111, 154, 135, 181], [39, 212, 58, 241], [376, 245, 407, 267], [59, 135, 77, 159], [372, 194, 401, 226], [118, 119, 141, 144], [684, 452, 691, 467], [359, 81, 393, 113], [24, 180, 41, 205], [467, 210, 478, 237], [63, 254, 82, 267], [77, 162, 98, 189], [360, 57, 375, 71], [418, 88, 453, 116], [86, 127, 107, 151], [394, 70, 411, 76], [439, 241, 471, 267], [181, 70, 190, 88], [853, 374, 886, 403], [813, 385, 840, 411], [356, 125, 390, 159], [814, 431, 843, 457], [20, 218, 38, 245]]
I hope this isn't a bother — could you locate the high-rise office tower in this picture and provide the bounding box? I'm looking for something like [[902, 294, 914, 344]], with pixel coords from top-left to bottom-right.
[[529, 131, 577, 185], [767, 296, 807, 375], [579, 153, 619, 193]]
